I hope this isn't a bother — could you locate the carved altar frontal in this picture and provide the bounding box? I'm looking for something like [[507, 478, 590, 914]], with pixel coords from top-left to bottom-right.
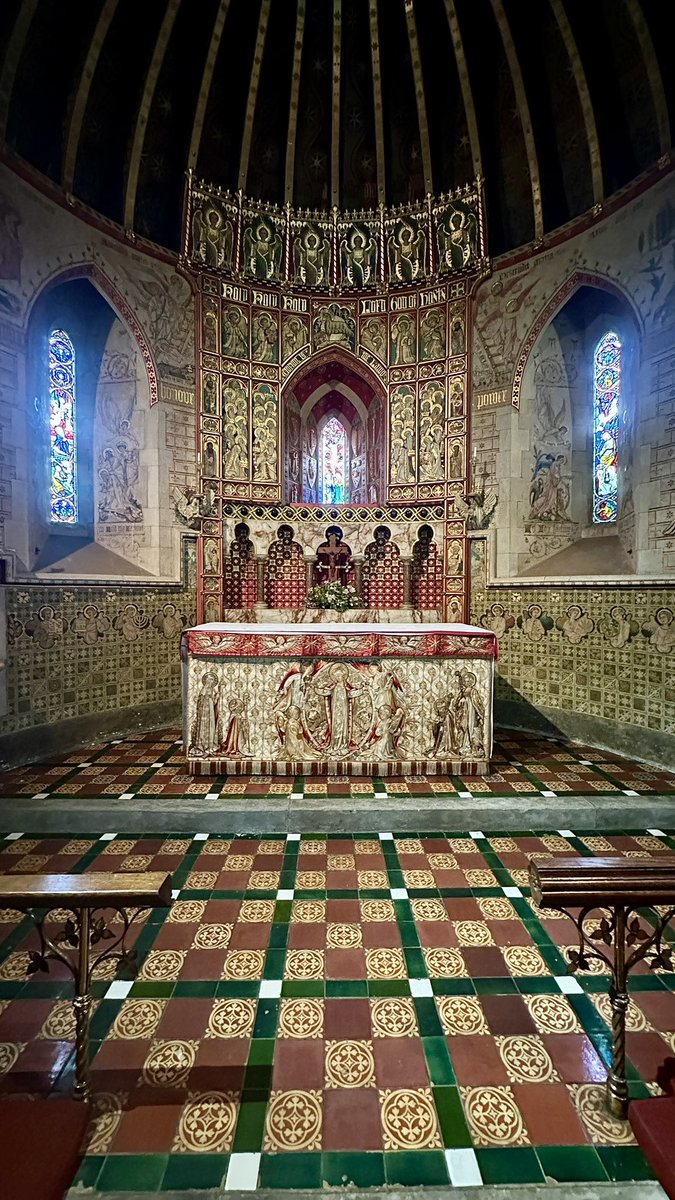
[[182, 622, 496, 777]]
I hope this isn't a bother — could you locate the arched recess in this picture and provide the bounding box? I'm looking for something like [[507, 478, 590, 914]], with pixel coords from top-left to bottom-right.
[[21, 266, 163, 577], [507, 279, 641, 578], [281, 349, 386, 504]]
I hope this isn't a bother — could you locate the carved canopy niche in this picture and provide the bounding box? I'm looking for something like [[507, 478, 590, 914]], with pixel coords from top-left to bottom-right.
[[282, 351, 386, 506]]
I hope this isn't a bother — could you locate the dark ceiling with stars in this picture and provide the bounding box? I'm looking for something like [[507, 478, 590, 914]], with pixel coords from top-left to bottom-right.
[[0, 0, 673, 258]]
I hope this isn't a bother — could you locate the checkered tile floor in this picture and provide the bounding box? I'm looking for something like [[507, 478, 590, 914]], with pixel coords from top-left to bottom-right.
[[1, 727, 674, 801], [1, 825, 674, 1191]]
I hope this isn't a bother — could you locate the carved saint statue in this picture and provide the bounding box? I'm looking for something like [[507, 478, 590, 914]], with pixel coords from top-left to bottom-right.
[[189, 670, 221, 756]]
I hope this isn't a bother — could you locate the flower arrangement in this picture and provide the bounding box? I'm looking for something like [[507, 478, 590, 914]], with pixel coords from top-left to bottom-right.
[[307, 581, 362, 613]]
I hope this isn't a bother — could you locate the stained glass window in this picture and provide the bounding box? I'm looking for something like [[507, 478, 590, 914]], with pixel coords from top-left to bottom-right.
[[593, 330, 621, 523], [320, 415, 348, 504], [49, 328, 78, 524]]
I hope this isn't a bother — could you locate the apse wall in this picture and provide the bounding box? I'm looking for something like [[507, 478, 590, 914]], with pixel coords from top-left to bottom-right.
[[0, 166, 198, 764], [471, 169, 675, 766]]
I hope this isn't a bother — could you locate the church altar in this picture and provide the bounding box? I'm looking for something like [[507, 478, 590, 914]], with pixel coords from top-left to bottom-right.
[[182, 621, 497, 777]]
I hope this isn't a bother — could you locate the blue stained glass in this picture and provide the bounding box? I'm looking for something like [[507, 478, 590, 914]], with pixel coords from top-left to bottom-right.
[[320, 415, 348, 504], [593, 330, 621, 524], [49, 328, 78, 523]]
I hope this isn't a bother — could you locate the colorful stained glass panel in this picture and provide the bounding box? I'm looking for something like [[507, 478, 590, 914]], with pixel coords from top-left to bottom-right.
[[49, 328, 78, 523], [593, 330, 620, 524], [320, 415, 348, 504]]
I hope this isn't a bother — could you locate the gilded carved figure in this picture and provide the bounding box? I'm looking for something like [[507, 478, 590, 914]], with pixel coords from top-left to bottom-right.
[[251, 311, 278, 363], [340, 224, 377, 287], [420, 308, 446, 360], [388, 218, 426, 283], [436, 202, 477, 272], [313, 303, 356, 351], [360, 316, 387, 360], [282, 316, 309, 360], [223, 380, 249, 479], [391, 313, 416, 365], [221, 306, 248, 359], [294, 224, 331, 286], [390, 386, 416, 484], [243, 215, 282, 280], [419, 381, 445, 481], [192, 201, 233, 269], [252, 384, 278, 482]]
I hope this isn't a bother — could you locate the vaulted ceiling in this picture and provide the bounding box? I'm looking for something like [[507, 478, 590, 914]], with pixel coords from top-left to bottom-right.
[[0, 0, 672, 257]]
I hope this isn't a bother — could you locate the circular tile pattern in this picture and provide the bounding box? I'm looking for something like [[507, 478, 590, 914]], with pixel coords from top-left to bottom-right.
[[370, 997, 418, 1038], [176, 1091, 238, 1152], [489, 838, 517, 853], [292, 901, 326, 923], [0, 1042, 22, 1075], [249, 871, 281, 889], [327, 855, 355, 870], [560, 946, 609, 974], [411, 899, 447, 922], [454, 920, 494, 946], [395, 839, 424, 854], [593, 993, 649, 1031], [296, 871, 326, 889], [278, 998, 324, 1039], [160, 840, 191, 854], [380, 1088, 442, 1150], [239, 900, 276, 922], [402, 870, 436, 888], [168, 900, 206, 923], [10, 855, 50, 872], [102, 840, 136, 855], [357, 871, 389, 888], [461, 1085, 529, 1146], [524, 994, 581, 1034], [436, 995, 487, 1036], [92, 956, 118, 981], [258, 840, 285, 854], [224, 856, 254, 871], [360, 900, 395, 922], [478, 898, 514, 920], [325, 1039, 376, 1088], [200, 839, 232, 855], [541, 836, 574, 852], [365, 947, 407, 979], [62, 840, 95, 855], [143, 1039, 196, 1088], [285, 949, 325, 980], [207, 998, 256, 1039], [193, 923, 233, 950], [300, 841, 326, 855], [86, 1093, 124, 1154], [354, 840, 378, 855], [423, 947, 466, 977], [0, 907, 23, 924], [427, 853, 458, 870], [327, 923, 362, 949], [186, 872, 218, 890], [40, 1000, 77, 1040], [497, 1035, 557, 1083], [464, 869, 497, 888], [140, 950, 186, 981], [0, 952, 32, 980], [223, 949, 265, 979], [264, 1089, 323, 1151], [582, 836, 612, 852], [572, 1083, 636, 1145], [111, 999, 165, 1040], [502, 945, 548, 976]]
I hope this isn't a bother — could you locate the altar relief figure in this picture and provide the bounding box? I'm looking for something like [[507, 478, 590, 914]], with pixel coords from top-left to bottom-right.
[[265, 524, 307, 608], [314, 526, 354, 586], [189, 670, 221, 756], [362, 526, 404, 608], [220, 697, 251, 756], [427, 668, 485, 758]]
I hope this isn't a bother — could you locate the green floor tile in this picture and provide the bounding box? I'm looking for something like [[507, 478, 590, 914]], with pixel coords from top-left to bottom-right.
[[326, 979, 368, 996], [97, 1153, 168, 1192], [161, 1153, 229, 1190], [130, 981, 174, 998], [259, 1151, 323, 1189], [232, 1098, 267, 1152], [368, 979, 409, 996], [414, 996, 444, 1037], [247, 1037, 275, 1065], [282, 979, 324, 997], [269, 924, 289, 949], [476, 1146, 546, 1185], [422, 1035, 455, 1084], [404, 946, 426, 976], [384, 1150, 448, 1186], [537, 1145, 608, 1182], [254, 997, 280, 1037], [173, 980, 218, 997], [264, 948, 286, 978], [431, 978, 475, 995], [274, 901, 292, 923], [72, 1155, 104, 1189], [321, 1151, 385, 1189], [597, 1145, 656, 1181], [473, 976, 518, 994], [432, 1085, 472, 1147]]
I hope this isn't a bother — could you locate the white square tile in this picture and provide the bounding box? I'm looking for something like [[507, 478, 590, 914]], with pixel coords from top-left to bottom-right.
[[390, 887, 408, 900], [4, 833, 23, 841], [558, 829, 575, 837], [31, 793, 49, 800], [205, 792, 220, 800], [647, 829, 665, 837], [118, 793, 135, 801], [104, 980, 134, 1000], [259, 980, 282, 999], [171, 889, 181, 900], [150, 762, 164, 769], [99, 832, 117, 841], [289, 793, 303, 801], [193, 832, 209, 841], [225, 1152, 261, 1191], [502, 886, 522, 898], [286, 832, 301, 841], [579, 760, 591, 766], [445, 1148, 483, 1187], [276, 889, 294, 901], [111, 739, 123, 744], [555, 974, 583, 994], [469, 830, 485, 839], [78, 763, 92, 769], [174, 739, 183, 745], [540, 791, 557, 798], [409, 978, 433, 997], [379, 831, 394, 840], [623, 789, 639, 797], [458, 791, 472, 799]]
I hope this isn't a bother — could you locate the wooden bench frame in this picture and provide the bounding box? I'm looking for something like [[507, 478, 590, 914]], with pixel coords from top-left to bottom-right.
[[0, 872, 172, 1100], [529, 855, 675, 1118]]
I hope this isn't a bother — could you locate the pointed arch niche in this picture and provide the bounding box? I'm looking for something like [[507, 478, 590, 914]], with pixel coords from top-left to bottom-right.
[[282, 353, 386, 505]]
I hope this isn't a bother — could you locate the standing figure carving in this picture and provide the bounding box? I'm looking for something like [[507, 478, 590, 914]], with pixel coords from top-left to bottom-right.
[[391, 314, 416, 365], [192, 202, 233, 270], [419, 382, 445, 482], [420, 308, 446, 360], [251, 312, 278, 363], [223, 380, 249, 480], [390, 386, 416, 484], [388, 218, 426, 283], [221, 306, 248, 359], [252, 384, 278, 482], [282, 316, 309, 361], [189, 670, 221, 756], [243, 216, 282, 280], [340, 224, 377, 287], [265, 525, 307, 608], [294, 224, 331, 287]]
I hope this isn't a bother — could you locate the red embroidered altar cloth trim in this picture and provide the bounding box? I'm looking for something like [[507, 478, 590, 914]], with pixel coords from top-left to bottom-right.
[[181, 621, 498, 660]]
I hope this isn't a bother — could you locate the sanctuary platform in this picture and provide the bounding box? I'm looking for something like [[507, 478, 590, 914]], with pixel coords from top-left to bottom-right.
[[182, 621, 496, 777]]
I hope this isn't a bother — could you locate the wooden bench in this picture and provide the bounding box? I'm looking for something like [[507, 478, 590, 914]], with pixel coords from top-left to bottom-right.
[[529, 854, 675, 1118], [0, 871, 172, 1100]]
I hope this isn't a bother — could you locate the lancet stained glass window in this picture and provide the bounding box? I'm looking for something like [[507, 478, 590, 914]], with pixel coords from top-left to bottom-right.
[[320, 415, 348, 504], [593, 330, 621, 523], [49, 328, 78, 523]]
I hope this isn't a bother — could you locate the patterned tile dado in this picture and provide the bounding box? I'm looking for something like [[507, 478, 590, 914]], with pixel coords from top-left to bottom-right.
[[1, 545, 196, 735], [471, 554, 675, 737], [0, 818, 672, 1191]]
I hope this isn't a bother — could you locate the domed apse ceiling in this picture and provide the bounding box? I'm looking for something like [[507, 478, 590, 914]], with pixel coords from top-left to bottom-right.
[[0, 0, 672, 257]]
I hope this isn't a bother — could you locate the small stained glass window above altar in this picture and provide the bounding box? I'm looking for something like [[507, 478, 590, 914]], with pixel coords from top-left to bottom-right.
[[320, 415, 348, 505], [48, 327, 78, 524], [593, 330, 621, 524]]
